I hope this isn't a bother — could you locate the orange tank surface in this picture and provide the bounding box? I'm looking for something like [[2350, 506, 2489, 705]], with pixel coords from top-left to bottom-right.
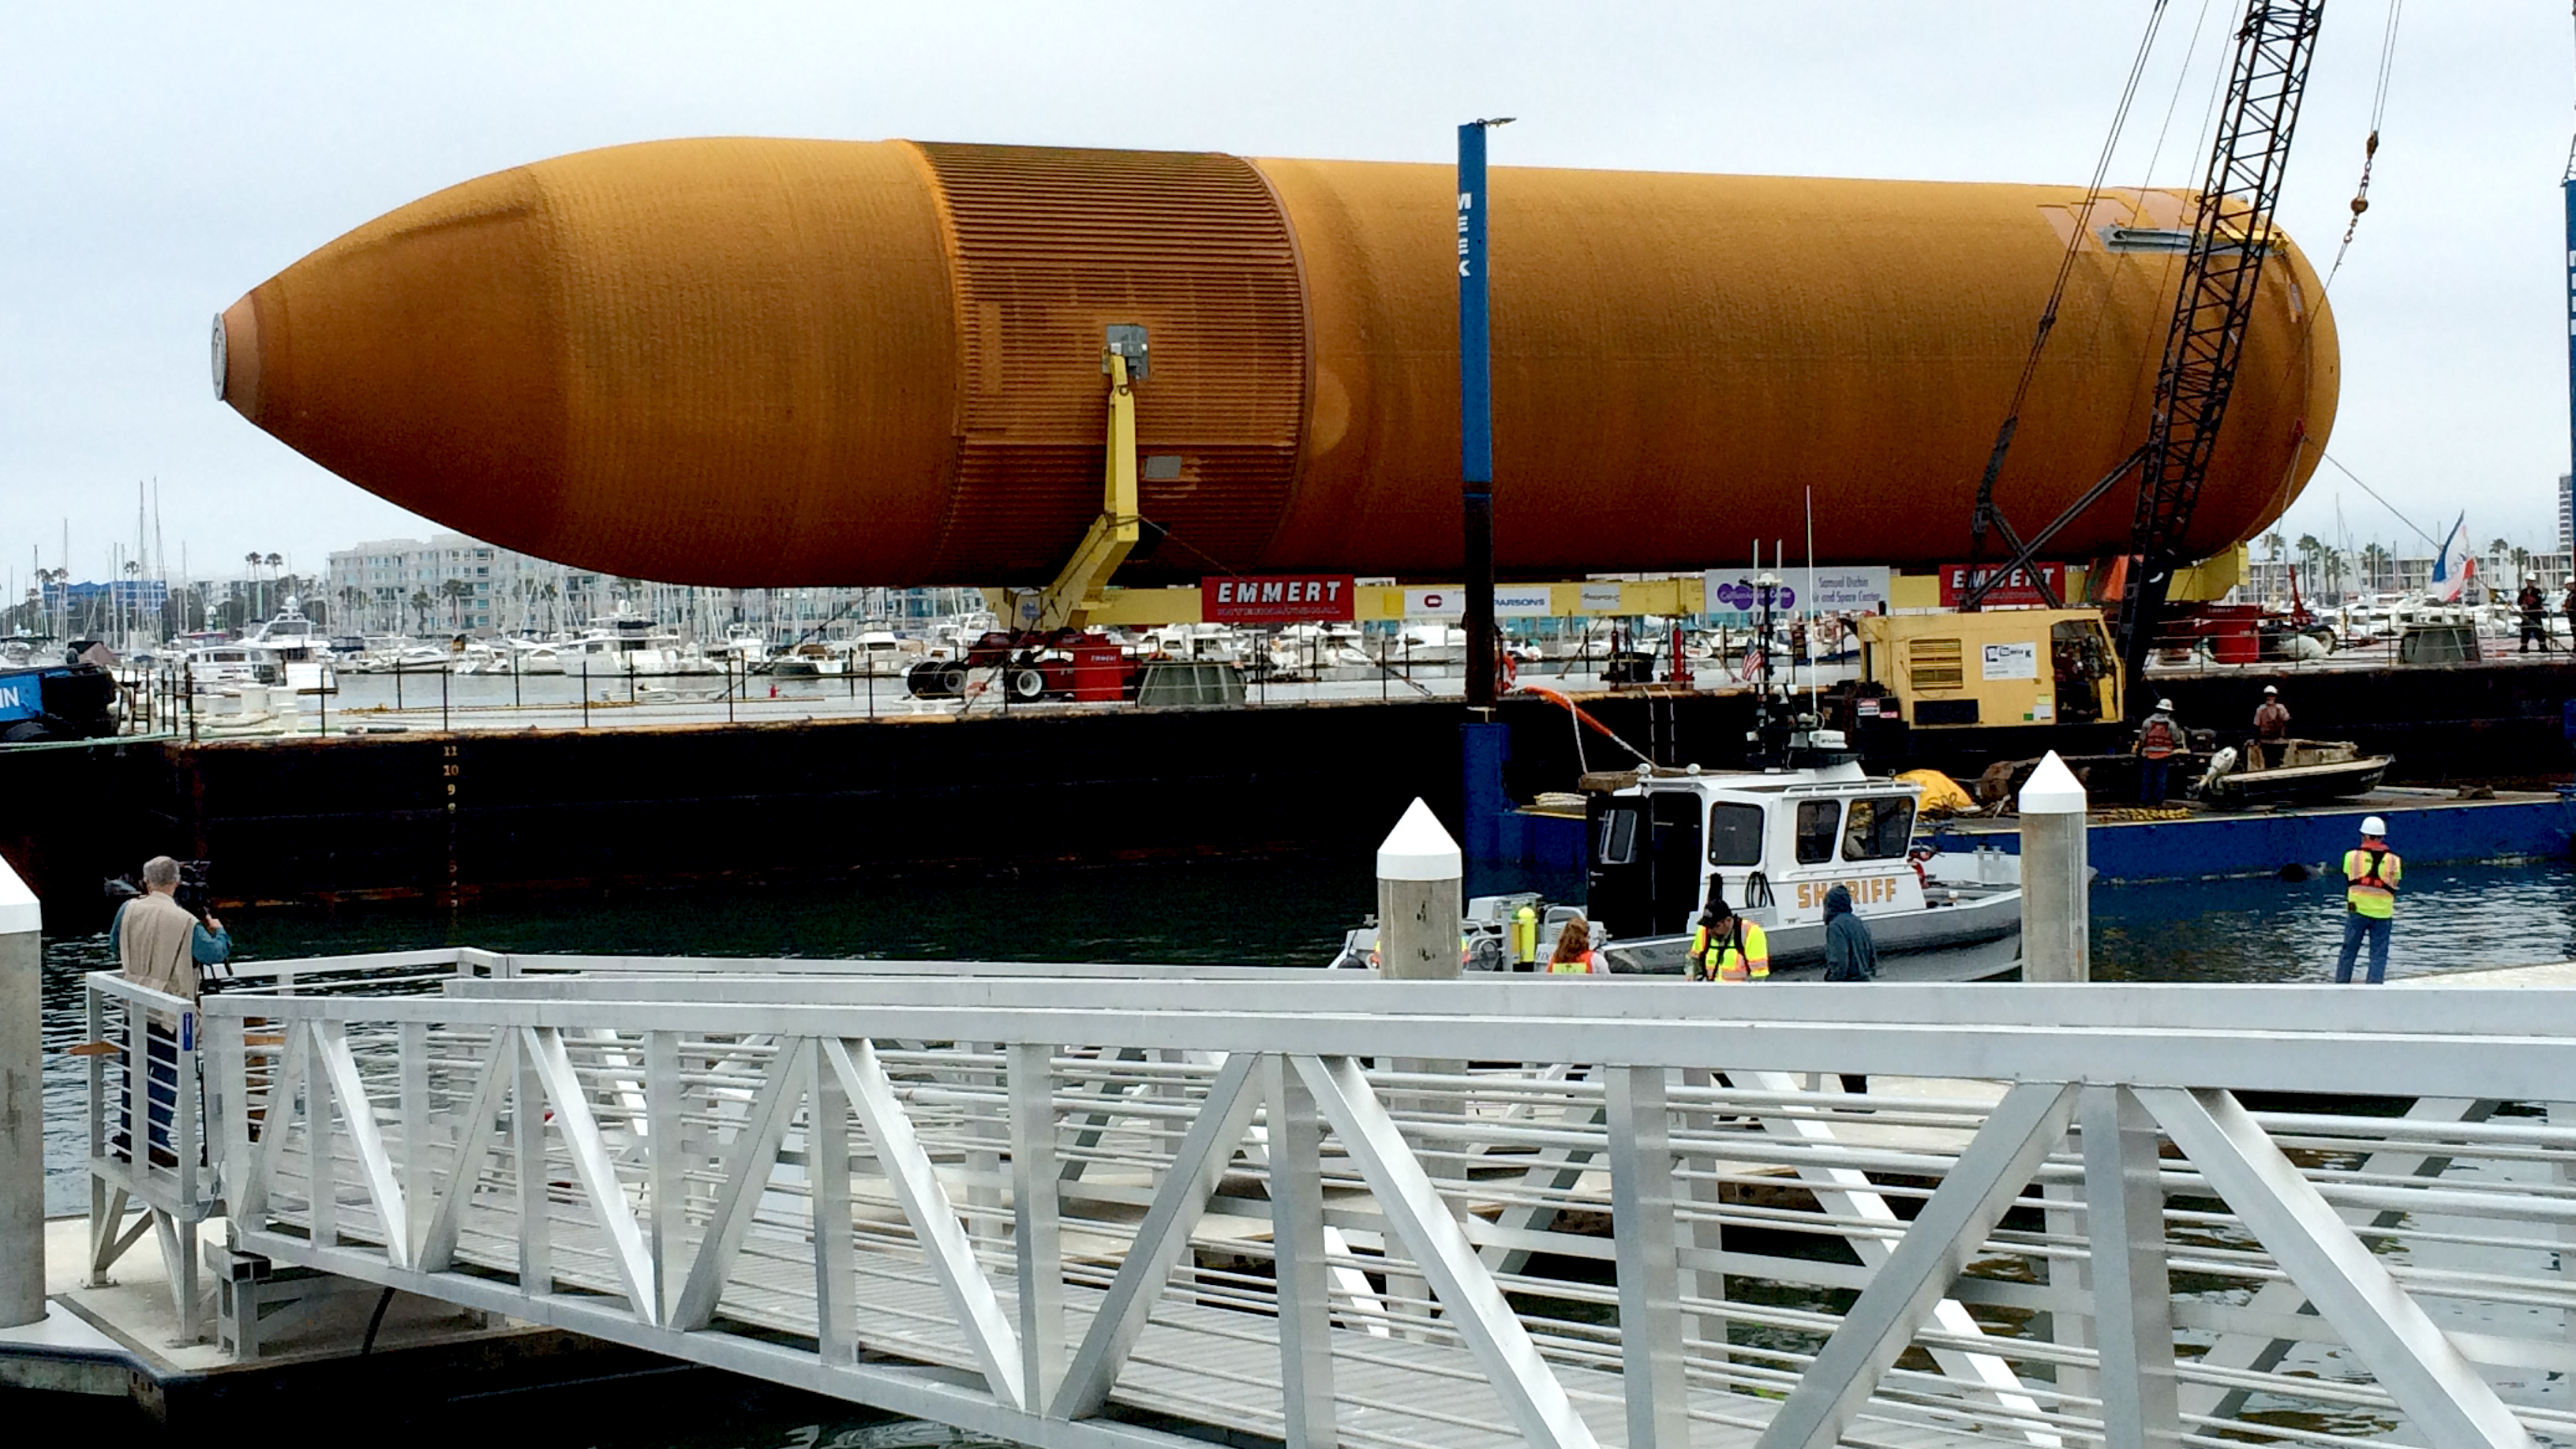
[[217, 138, 2336, 586]]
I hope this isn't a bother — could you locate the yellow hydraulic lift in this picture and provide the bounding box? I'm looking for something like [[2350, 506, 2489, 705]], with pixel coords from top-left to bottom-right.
[[992, 326, 1150, 634]]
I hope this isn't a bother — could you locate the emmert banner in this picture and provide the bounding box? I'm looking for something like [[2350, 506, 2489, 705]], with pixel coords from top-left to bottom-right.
[[1202, 575, 1357, 624]]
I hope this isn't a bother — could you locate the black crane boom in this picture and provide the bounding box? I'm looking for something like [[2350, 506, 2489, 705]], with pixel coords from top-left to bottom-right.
[[2116, 0, 2327, 683]]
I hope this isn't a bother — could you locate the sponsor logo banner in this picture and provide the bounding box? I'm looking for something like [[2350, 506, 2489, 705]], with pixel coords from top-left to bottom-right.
[[1804, 567, 1891, 614], [1578, 582, 1626, 613], [1493, 586, 1556, 616], [1203, 575, 1356, 624], [1705, 578, 1799, 612], [1938, 562, 2065, 608], [1404, 588, 1463, 620]]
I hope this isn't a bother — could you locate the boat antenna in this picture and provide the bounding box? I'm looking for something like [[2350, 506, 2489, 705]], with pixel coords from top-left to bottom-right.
[[1777, 538, 1788, 702], [1805, 487, 1819, 722]]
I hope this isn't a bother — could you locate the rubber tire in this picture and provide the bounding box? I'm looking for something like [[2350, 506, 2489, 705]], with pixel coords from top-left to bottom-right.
[[1007, 668, 1046, 702]]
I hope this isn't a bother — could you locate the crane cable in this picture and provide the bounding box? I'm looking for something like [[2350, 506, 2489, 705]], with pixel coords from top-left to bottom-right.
[[2325, 0, 2404, 283], [1970, 1, 2173, 529], [2261, 0, 2407, 530]]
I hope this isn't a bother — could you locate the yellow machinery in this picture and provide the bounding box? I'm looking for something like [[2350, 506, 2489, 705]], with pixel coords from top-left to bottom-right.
[[1856, 608, 2119, 730], [997, 327, 1149, 633]]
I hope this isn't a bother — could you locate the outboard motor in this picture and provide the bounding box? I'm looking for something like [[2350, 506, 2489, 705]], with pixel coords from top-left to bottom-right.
[[2192, 746, 2239, 799]]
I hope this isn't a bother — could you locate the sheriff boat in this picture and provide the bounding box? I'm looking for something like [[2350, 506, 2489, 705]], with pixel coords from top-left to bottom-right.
[[1578, 727, 2024, 980]]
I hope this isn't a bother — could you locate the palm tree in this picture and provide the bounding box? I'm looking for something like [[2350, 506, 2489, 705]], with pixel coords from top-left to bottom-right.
[[438, 578, 473, 631], [336, 586, 365, 631], [2359, 543, 2390, 592], [2263, 531, 2286, 562], [410, 590, 436, 633], [539, 581, 560, 633]]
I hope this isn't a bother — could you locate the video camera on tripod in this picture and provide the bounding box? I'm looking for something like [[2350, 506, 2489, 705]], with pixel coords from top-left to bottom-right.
[[103, 859, 214, 920]]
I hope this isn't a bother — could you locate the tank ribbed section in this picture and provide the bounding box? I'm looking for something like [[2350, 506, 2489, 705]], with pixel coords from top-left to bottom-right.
[[912, 143, 1306, 580]]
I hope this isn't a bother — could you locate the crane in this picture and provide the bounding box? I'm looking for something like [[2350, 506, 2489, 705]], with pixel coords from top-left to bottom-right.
[[2116, 0, 2328, 683]]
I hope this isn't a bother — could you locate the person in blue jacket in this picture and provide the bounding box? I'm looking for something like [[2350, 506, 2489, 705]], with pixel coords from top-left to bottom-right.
[[1822, 884, 1878, 1097]]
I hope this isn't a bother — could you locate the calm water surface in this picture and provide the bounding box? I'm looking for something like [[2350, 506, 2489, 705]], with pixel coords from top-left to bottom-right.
[[34, 855, 2576, 1443]]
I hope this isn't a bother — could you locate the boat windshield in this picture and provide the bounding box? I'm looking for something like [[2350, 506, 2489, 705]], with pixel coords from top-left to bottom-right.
[[1840, 796, 1918, 861]]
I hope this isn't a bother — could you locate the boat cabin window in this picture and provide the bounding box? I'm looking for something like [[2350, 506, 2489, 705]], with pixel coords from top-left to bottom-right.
[[1705, 803, 1764, 866], [1793, 800, 1840, 864], [1596, 805, 1641, 867], [1840, 795, 1917, 861]]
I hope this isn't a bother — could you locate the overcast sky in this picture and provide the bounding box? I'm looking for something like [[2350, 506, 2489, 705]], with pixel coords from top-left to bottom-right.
[[2, 2, 2569, 590]]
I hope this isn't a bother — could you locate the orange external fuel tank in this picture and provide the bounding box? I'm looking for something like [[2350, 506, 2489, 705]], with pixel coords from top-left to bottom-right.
[[215, 138, 2336, 586]]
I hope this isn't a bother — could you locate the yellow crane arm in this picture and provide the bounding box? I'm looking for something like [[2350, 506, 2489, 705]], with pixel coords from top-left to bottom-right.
[[1033, 342, 1144, 632]]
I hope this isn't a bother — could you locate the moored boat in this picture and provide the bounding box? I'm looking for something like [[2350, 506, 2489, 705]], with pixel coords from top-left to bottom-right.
[[1577, 733, 2022, 979], [2191, 738, 2391, 807], [1331, 725, 2023, 981]]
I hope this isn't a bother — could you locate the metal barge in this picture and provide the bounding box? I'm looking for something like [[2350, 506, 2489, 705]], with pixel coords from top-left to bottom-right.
[[1922, 786, 2576, 883]]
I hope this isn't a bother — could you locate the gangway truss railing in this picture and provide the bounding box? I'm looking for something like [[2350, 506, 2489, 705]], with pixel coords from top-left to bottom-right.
[[142, 964, 2576, 1449]]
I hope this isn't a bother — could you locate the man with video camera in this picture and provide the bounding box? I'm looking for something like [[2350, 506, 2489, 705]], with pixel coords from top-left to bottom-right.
[[113, 856, 229, 1000]]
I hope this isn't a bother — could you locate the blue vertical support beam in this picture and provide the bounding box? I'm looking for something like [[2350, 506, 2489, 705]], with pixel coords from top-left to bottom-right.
[[1459, 121, 1500, 712], [1460, 121, 1511, 866], [1461, 717, 1519, 867], [2563, 170, 2576, 511]]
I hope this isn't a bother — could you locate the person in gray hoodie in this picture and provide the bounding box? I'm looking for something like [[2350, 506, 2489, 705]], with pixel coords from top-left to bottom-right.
[[1822, 884, 1877, 1096]]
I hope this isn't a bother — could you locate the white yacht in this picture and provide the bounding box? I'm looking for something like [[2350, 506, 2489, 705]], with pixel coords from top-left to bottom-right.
[[852, 631, 914, 676], [241, 597, 336, 691], [177, 641, 267, 691], [560, 610, 689, 675]]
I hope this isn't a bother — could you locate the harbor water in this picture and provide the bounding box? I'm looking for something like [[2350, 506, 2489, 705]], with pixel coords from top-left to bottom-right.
[[27, 853, 2576, 1442]]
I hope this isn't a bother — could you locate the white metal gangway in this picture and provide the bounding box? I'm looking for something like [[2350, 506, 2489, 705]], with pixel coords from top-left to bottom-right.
[[91, 955, 2576, 1449]]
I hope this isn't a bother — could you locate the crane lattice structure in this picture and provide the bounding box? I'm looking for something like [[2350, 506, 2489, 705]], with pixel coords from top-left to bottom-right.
[[2116, 1, 2327, 681]]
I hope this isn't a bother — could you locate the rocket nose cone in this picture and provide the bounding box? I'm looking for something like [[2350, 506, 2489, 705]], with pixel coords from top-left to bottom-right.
[[215, 163, 571, 554], [214, 297, 261, 418]]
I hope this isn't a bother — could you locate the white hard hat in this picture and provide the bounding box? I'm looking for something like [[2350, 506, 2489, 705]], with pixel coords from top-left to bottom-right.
[[2263, 684, 2278, 694], [2156, 698, 2174, 711], [2361, 816, 2387, 837]]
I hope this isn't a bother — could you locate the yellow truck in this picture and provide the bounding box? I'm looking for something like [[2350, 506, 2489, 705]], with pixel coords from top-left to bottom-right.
[[1855, 608, 2120, 731]]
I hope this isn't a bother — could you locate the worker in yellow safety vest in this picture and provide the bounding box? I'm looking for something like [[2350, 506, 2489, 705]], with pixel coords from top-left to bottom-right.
[[1690, 900, 1769, 982], [2334, 815, 2402, 985], [1512, 904, 1540, 971]]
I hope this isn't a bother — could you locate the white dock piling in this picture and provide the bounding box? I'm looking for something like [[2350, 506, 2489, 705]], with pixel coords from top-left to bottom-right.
[[2017, 751, 2090, 983], [1376, 799, 1462, 980], [0, 853, 43, 1327]]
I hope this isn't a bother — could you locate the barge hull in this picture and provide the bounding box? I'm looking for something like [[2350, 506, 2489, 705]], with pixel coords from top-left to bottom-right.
[[1926, 790, 2576, 883]]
